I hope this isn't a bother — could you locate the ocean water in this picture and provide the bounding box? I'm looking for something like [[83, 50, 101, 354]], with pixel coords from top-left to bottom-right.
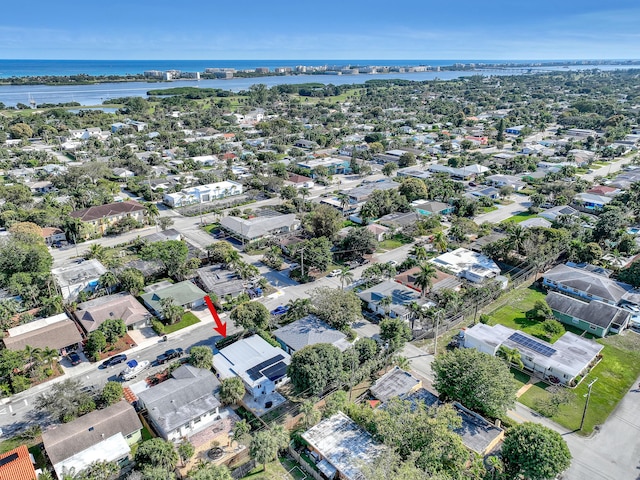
[[0, 60, 637, 108], [0, 59, 556, 78]]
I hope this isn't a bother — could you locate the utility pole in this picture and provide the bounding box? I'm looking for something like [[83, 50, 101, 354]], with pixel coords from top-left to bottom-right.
[[72, 233, 79, 257], [580, 377, 598, 431], [300, 248, 304, 278], [433, 310, 443, 356]]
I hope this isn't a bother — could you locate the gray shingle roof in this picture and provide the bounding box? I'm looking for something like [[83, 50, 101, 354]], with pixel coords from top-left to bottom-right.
[[370, 367, 421, 402], [137, 365, 221, 436], [543, 264, 631, 303], [546, 291, 629, 329], [42, 401, 141, 465], [273, 315, 350, 353]]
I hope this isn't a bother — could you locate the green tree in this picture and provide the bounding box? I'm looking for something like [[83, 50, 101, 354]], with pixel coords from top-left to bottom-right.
[[618, 259, 640, 287], [338, 267, 354, 290], [140, 240, 197, 280], [542, 319, 565, 339], [310, 287, 362, 331], [432, 230, 448, 254], [205, 241, 239, 265], [188, 346, 213, 370], [399, 177, 428, 202], [382, 162, 398, 177], [177, 441, 195, 467], [496, 345, 524, 369], [118, 268, 145, 295], [380, 317, 412, 352], [100, 381, 124, 406], [98, 318, 127, 344], [86, 331, 107, 360], [187, 463, 233, 480], [339, 228, 379, 260], [398, 152, 417, 167], [230, 302, 270, 331], [219, 377, 245, 406], [354, 338, 379, 363], [299, 398, 321, 428], [304, 204, 343, 240], [288, 344, 344, 396], [134, 438, 179, 472], [410, 245, 429, 262], [231, 419, 252, 446], [413, 262, 437, 297], [9, 123, 33, 139], [158, 217, 175, 231], [35, 379, 95, 423], [160, 297, 184, 325], [433, 348, 517, 418], [249, 430, 278, 472], [289, 237, 333, 273], [502, 422, 571, 480]]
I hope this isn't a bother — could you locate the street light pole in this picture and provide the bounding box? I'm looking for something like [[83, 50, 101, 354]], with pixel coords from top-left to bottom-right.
[[580, 377, 598, 431]]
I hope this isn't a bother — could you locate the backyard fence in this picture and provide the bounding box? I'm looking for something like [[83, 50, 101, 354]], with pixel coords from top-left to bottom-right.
[[288, 445, 325, 480]]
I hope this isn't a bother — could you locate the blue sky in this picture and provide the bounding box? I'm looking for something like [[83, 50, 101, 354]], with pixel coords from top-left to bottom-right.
[[2, 0, 640, 60]]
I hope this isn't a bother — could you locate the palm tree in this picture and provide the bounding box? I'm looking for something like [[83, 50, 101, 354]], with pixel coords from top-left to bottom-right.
[[40, 347, 59, 370], [432, 230, 448, 254], [98, 271, 119, 294], [299, 187, 310, 203], [338, 267, 354, 290], [485, 455, 504, 480], [336, 192, 350, 215], [497, 345, 524, 369], [379, 296, 392, 317], [299, 399, 321, 428], [414, 263, 438, 297], [408, 301, 423, 330], [410, 245, 428, 262], [506, 223, 529, 255], [86, 243, 107, 262], [144, 202, 160, 226]]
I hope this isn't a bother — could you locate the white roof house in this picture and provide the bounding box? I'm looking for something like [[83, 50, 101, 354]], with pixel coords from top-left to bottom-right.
[[51, 259, 107, 300], [213, 335, 291, 399], [430, 248, 500, 283], [463, 323, 603, 385], [163, 181, 243, 208]]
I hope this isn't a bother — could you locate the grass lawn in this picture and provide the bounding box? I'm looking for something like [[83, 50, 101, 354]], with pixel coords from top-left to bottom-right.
[[242, 459, 297, 479], [377, 238, 403, 251], [519, 333, 640, 434], [480, 206, 498, 213], [162, 312, 201, 334], [141, 426, 154, 441], [503, 211, 539, 223], [202, 223, 220, 234], [511, 368, 531, 390]]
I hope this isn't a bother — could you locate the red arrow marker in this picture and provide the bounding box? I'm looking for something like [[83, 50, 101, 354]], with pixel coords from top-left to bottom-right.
[[205, 295, 227, 338]]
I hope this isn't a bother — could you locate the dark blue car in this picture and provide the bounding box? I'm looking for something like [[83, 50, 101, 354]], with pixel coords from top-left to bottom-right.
[[270, 305, 289, 316], [100, 354, 127, 369]]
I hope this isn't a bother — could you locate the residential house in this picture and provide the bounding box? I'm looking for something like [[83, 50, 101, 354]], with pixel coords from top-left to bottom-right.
[[430, 248, 500, 284], [28, 180, 55, 194], [286, 173, 314, 189], [301, 412, 385, 480], [505, 125, 524, 135], [69, 200, 146, 236], [365, 223, 389, 242], [2, 313, 82, 355], [542, 263, 640, 307], [163, 181, 243, 208], [471, 186, 501, 200], [546, 291, 629, 337], [196, 265, 245, 301], [345, 179, 400, 205], [74, 293, 151, 334], [587, 185, 621, 197], [369, 366, 422, 403], [484, 174, 526, 191], [463, 323, 603, 385], [190, 155, 218, 166], [411, 199, 455, 216], [538, 205, 579, 222], [297, 157, 350, 177], [273, 315, 351, 355], [42, 401, 142, 480], [219, 213, 300, 243], [293, 139, 317, 149], [41, 227, 66, 246], [573, 192, 612, 212], [396, 166, 431, 180], [112, 168, 135, 178], [357, 280, 432, 320], [0, 445, 38, 480], [51, 259, 107, 300], [395, 266, 462, 294], [137, 365, 222, 442], [428, 164, 489, 180], [140, 281, 206, 318], [213, 335, 291, 402], [402, 388, 505, 456], [377, 212, 421, 232], [519, 217, 552, 229]]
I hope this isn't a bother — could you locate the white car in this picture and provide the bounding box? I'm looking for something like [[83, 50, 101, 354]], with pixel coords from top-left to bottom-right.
[[387, 260, 398, 267], [328, 269, 342, 277]]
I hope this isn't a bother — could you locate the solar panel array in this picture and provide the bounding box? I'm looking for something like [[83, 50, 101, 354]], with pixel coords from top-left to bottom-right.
[[247, 354, 284, 381], [262, 361, 288, 381], [0, 452, 18, 467], [508, 332, 556, 357]]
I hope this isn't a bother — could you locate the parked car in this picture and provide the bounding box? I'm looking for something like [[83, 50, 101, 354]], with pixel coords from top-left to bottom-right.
[[328, 269, 342, 277], [270, 305, 289, 316], [156, 348, 184, 365], [67, 352, 82, 366], [387, 260, 398, 267], [100, 354, 127, 369]]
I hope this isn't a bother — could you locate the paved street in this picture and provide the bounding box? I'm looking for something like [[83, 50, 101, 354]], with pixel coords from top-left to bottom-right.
[[580, 156, 632, 182], [508, 378, 640, 480]]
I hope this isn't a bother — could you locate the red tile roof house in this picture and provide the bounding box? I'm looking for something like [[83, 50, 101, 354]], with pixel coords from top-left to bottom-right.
[[395, 267, 462, 294], [70, 200, 146, 237], [0, 445, 38, 480], [587, 185, 620, 197]]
